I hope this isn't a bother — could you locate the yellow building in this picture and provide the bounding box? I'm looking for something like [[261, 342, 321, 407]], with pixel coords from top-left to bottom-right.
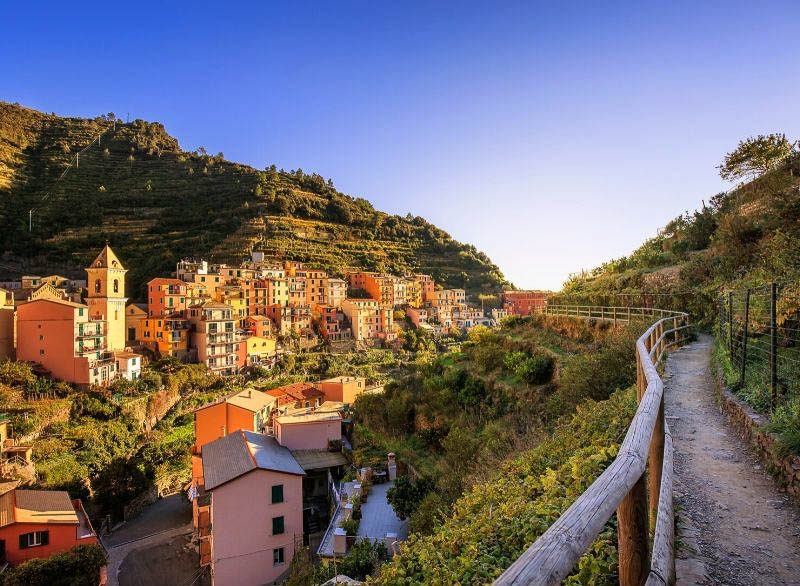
[[125, 303, 147, 346], [245, 336, 277, 366], [137, 315, 190, 358], [85, 245, 128, 351]]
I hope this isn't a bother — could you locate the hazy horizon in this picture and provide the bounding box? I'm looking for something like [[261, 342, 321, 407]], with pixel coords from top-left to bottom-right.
[[4, 1, 799, 289]]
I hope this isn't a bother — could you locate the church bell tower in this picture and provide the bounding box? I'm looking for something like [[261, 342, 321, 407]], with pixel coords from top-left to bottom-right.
[[85, 245, 128, 352]]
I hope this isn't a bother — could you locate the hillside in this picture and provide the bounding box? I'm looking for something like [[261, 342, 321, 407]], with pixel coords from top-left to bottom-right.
[[0, 102, 510, 299], [558, 147, 800, 323]]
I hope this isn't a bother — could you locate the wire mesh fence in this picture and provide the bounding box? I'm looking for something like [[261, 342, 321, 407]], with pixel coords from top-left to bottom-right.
[[717, 283, 800, 411]]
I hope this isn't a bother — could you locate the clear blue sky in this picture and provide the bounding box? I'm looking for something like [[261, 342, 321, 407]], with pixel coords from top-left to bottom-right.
[[3, 1, 799, 289]]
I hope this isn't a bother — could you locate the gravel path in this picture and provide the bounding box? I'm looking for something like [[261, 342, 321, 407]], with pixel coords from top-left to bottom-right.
[[666, 334, 800, 586]]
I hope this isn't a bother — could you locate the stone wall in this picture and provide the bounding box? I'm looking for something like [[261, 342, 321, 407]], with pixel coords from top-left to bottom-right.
[[713, 364, 800, 497]]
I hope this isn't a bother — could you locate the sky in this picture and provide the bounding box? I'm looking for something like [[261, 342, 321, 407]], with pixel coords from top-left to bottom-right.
[[3, 1, 799, 290]]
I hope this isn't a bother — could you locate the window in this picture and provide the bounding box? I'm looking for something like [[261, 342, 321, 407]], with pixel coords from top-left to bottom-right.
[[19, 531, 48, 549], [272, 516, 284, 535], [39, 349, 44, 356], [113, 279, 119, 293], [271, 484, 284, 504], [95, 279, 101, 293], [78, 308, 84, 317], [273, 547, 285, 566]]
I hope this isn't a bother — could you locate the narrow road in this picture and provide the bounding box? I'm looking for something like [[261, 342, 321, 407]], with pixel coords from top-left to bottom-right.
[[665, 334, 800, 586]]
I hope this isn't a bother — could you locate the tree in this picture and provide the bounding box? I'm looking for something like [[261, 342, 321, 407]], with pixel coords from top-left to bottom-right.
[[2, 544, 106, 586], [718, 133, 796, 182], [387, 476, 434, 520]]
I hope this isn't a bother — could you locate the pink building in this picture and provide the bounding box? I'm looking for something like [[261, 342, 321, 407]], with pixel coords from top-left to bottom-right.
[[274, 411, 342, 450], [202, 431, 305, 586]]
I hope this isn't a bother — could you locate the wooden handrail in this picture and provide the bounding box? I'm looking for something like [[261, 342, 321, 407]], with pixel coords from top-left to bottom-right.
[[494, 305, 690, 586]]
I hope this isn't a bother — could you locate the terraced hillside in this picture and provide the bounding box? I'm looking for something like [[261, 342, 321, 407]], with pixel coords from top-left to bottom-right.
[[0, 102, 509, 300]]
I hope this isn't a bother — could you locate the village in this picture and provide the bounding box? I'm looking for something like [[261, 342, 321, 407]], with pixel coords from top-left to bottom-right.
[[0, 245, 548, 585]]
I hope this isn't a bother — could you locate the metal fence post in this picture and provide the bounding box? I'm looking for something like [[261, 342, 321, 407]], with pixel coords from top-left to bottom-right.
[[740, 289, 750, 388], [770, 282, 778, 409], [728, 291, 734, 362]]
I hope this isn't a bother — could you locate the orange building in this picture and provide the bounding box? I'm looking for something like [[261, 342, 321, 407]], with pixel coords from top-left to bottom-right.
[[502, 290, 549, 316], [244, 315, 271, 338], [16, 298, 117, 386], [0, 487, 98, 566], [316, 376, 366, 404], [193, 388, 276, 453], [147, 278, 188, 318], [0, 288, 14, 360]]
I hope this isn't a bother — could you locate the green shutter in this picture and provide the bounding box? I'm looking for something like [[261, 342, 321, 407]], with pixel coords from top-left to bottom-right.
[[271, 485, 284, 504], [40, 531, 49, 546], [272, 516, 284, 535]]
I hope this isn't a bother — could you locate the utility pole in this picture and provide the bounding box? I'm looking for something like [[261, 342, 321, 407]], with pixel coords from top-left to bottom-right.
[[76, 152, 79, 168], [29, 209, 32, 232]]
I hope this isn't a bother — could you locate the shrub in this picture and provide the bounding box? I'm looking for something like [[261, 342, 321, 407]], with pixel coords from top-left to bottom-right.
[[766, 398, 800, 456], [340, 517, 360, 536], [1, 544, 106, 586]]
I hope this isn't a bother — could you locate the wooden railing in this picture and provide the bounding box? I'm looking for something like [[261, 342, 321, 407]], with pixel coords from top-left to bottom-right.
[[494, 305, 691, 586]]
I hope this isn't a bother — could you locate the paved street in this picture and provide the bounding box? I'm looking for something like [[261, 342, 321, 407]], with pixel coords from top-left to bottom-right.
[[103, 495, 208, 586]]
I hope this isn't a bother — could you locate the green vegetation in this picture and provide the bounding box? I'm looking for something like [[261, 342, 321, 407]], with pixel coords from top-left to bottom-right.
[[348, 316, 643, 583], [1, 544, 106, 586], [370, 388, 635, 585], [0, 101, 509, 299]]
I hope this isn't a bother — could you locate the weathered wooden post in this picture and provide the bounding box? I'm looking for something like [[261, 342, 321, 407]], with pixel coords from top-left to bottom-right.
[[648, 396, 665, 520], [617, 477, 650, 586]]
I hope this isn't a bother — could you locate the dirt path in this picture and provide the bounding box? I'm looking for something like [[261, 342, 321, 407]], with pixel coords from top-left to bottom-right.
[[665, 334, 800, 586]]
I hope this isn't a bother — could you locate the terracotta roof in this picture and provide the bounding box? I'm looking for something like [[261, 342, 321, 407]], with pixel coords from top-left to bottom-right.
[[148, 277, 186, 286], [202, 431, 305, 490], [19, 297, 86, 309], [90, 245, 125, 270], [266, 382, 324, 403]]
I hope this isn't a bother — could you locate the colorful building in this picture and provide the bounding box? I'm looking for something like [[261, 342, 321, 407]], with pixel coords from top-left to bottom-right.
[[125, 303, 147, 345], [316, 376, 366, 404], [85, 245, 128, 352], [0, 289, 14, 360], [202, 431, 305, 586], [188, 301, 240, 376], [274, 411, 342, 451], [325, 278, 347, 309], [146, 278, 188, 318], [193, 389, 276, 452], [502, 290, 549, 316], [340, 298, 381, 341], [0, 487, 98, 566], [16, 298, 116, 386]]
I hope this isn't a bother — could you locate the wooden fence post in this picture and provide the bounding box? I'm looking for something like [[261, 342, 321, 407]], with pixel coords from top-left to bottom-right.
[[648, 397, 664, 519], [617, 476, 649, 586]]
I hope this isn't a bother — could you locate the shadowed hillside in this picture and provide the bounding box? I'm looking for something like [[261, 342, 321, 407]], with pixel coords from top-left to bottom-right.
[[0, 102, 510, 300]]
